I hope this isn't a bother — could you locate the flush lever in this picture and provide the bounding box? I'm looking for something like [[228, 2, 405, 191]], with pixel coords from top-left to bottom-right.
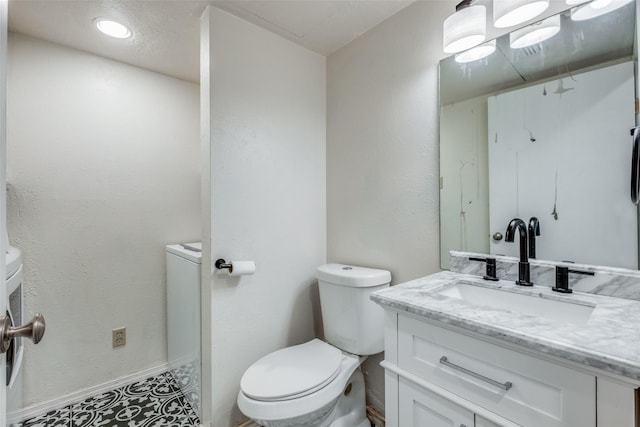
[[0, 313, 46, 354]]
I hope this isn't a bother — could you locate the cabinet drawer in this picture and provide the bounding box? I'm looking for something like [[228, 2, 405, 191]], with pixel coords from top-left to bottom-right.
[[399, 377, 474, 427], [398, 316, 595, 427]]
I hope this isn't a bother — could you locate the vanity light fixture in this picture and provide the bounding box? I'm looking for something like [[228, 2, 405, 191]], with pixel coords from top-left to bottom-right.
[[510, 15, 561, 49], [494, 0, 550, 28], [95, 19, 132, 39], [455, 40, 497, 63], [443, 1, 487, 54], [570, 0, 631, 21]]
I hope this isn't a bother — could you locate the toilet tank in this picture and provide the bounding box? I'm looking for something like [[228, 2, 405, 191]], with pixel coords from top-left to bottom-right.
[[317, 264, 391, 355]]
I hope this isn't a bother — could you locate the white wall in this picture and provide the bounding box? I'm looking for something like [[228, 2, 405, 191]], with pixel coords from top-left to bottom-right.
[[6, 33, 200, 407], [325, 0, 581, 410], [326, 1, 451, 411], [202, 8, 326, 426]]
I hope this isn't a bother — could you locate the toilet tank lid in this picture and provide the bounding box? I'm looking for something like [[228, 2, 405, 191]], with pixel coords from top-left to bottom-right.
[[166, 242, 202, 264], [317, 263, 391, 287]]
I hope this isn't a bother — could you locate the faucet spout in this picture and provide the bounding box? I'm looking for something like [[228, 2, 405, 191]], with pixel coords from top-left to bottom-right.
[[505, 219, 528, 262], [528, 217, 541, 259], [504, 218, 532, 286]]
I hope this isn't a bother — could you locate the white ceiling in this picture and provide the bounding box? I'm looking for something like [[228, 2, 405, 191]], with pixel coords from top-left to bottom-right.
[[7, 0, 414, 83]]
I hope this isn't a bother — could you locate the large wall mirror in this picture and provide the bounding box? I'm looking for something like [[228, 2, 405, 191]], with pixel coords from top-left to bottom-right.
[[439, 0, 638, 270]]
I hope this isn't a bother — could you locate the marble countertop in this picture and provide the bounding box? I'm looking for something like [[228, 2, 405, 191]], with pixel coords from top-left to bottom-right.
[[371, 271, 640, 381]]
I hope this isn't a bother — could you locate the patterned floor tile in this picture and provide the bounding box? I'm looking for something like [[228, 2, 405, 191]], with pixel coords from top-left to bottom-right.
[[167, 361, 200, 421], [14, 371, 200, 427], [168, 360, 200, 419]]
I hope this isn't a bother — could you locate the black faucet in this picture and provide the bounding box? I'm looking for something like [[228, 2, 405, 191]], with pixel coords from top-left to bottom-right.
[[505, 218, 532, 286], [528, 217, 541, 259]]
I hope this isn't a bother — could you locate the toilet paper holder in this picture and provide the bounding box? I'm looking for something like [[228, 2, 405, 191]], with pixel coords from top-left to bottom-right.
[[215, 258, 256, 276], [215, 259, 232, 270]]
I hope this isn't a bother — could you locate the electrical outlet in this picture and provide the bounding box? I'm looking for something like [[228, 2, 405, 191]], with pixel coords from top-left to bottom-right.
[[112, 327, 126, 348]]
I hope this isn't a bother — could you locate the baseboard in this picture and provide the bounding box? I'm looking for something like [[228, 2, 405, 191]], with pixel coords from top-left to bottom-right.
[[9, 363, 169, 424]]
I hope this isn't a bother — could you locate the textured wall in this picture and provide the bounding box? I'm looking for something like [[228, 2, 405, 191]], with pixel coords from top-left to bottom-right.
[[325, 0, 577, 411], [202, 8, 326, 426], [6, 33, 200, 407], [326, 1, 450, 411]]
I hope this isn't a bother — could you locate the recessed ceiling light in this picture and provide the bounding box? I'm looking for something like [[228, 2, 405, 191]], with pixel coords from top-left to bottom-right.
[[95, 19, 132, 39]]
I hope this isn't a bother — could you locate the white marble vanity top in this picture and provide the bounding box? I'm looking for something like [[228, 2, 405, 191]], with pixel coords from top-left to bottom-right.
[[371, 271, 640, 381]]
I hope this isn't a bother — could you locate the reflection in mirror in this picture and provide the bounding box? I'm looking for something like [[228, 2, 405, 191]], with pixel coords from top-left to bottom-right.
[[439, 1, 637, 269]]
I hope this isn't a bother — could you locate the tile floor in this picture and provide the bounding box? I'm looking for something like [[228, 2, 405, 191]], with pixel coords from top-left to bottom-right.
[[10, 371, 200, 427]]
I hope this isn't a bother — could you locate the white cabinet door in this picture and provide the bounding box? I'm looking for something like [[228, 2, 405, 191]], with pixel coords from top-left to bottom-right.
[[399, 377, 474, 427], [475, 415, 504, 427], [597, 377, 636, 427]]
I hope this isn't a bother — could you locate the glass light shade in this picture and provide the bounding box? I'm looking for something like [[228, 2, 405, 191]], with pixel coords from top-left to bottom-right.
[[590, 0, 615, 8], [455, 40, 497, 63], [570, 0, 630, 20], [494, 0, 550, 28], [509, 15, 560, 48], [95, 19, 132, 39], [443, 5, 487, 54]]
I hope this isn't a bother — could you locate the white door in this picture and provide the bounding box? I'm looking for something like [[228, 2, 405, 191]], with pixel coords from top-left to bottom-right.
[[0, 3, 44, 426]]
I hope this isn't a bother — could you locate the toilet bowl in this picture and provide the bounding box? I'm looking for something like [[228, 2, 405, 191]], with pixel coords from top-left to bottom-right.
[[237, 264, 391, 427], [237, 339, 369, 427]]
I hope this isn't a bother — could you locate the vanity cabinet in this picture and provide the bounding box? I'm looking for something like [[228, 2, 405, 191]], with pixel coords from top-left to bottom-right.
[[382, 311, 638, 427]]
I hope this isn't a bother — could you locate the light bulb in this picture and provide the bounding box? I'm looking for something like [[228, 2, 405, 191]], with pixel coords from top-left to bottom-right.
[[571, 0, 632, 20], [510, 15, 561, 49], [494, 0, 550, 28], [455, 40, 497, 63]]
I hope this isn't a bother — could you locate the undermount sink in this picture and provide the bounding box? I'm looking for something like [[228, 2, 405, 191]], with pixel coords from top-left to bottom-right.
[[437, 281, 595, 325]]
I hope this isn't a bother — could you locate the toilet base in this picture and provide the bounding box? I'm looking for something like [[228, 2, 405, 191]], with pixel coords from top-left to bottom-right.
[[318, 368, 370, 427]]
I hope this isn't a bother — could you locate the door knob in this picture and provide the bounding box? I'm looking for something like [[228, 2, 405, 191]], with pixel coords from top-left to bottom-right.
[[0, 313, 46, 354], [493, 232, 503, 241]]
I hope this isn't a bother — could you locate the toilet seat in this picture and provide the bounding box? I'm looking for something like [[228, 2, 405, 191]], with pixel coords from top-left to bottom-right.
[[237, 341, 364, 423], [240, 339, 342, 401]]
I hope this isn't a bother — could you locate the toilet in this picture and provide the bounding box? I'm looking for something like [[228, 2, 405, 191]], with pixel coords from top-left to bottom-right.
[[237, 263, 391, 427]]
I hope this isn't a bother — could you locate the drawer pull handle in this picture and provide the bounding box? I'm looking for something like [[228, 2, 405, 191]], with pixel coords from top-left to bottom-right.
[[439, 356, 513, 391]]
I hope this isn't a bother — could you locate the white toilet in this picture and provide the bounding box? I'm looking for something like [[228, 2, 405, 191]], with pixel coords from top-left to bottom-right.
[[237, 263, 391, 427]]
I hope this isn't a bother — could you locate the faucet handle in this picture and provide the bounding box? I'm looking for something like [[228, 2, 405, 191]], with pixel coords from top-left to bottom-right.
[[469, 257, 499, 281], [553, 266, 572, 293], [553, 266, 595, 294]]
